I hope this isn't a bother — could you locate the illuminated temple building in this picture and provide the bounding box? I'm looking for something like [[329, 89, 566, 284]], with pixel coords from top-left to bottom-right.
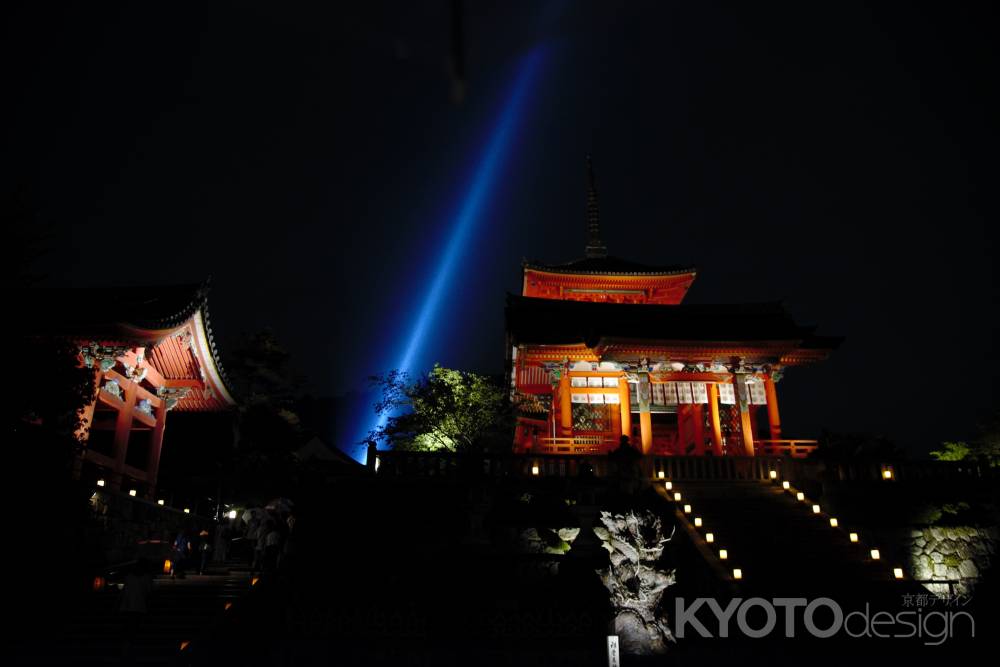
[[23, 283, 236, 497], [506, 161, 841, 457]]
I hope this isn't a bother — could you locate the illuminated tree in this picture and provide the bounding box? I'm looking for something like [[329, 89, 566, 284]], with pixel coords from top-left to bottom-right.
[[368, 365, 513, 453]]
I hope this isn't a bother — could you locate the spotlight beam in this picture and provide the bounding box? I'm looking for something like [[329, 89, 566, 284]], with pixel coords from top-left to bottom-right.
[[365, 46, 549, 440]]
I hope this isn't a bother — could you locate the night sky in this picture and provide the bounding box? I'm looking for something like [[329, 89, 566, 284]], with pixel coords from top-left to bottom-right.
[[4, 1, 994, 455]]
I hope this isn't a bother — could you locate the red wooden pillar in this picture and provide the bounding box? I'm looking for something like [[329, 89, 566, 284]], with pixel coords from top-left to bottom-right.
[[734, 374, 756, 456], [618, 379, 632, 442], [707, 384, 724, 456], [765, 376, 782, 440], [559, 373, 572, 436], [145, 404, 167, 499], [637, 373, 652, 455], [110, 378, 137, 491]]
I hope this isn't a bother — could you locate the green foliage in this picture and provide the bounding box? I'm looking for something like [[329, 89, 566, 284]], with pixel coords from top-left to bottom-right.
[[929, 413, 1000, 467], [930, 441, 971, 462], [5, 337, 96, 469], [369, 365, 513, 453]]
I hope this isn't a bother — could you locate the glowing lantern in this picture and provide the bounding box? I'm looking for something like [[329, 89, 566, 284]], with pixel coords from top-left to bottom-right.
[[92, 576, 106, 592], [228, 510, 238, 520], [829, 518, 839, 527], [163, 559, 172, 574], [683, 504, 692, 514], [769, 470, 777, 480], [128, 489, 137, 497], [893, 567, 904, 579], [706, 533, 715, 543], [812, 504, 821, 514], [849, 532, 859, 543], [157, 499, 165, 506], [782, 481, 790, 490], [673, 492, 682, 502], [733, 568, 743, 580], [882, 469, 893, 480], [870, 549, 881, 560], [665, 481, 673, 491], [531, 465, 539, 476], [96, 479, 105, 487], [251, 577, 260, 586], [719, 549, 728, 560], [180, 641, 190, 651], [658, 471, 665, 479], [183, 508, 190, 514], [694, 517, 703, 527], [796, 492, 805, 501]]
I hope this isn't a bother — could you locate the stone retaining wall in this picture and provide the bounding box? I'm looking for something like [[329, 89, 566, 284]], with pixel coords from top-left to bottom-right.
[[905, 525, 998, 596]]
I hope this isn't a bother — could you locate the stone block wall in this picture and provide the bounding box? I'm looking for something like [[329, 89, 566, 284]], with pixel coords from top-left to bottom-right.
[[905, 525, 998, 596]]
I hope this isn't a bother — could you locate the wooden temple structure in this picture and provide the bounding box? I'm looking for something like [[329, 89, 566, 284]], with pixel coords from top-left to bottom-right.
[[507, 160, 841, 458], [24, 283, 236, 497]]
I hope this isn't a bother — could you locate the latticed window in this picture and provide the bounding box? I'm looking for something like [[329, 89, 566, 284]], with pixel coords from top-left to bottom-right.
[[572, 403, 610, 431]]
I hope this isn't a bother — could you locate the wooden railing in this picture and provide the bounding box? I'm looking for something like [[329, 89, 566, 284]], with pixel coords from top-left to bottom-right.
[[754, 439, 819, 458], [372, 450, 997, 484]]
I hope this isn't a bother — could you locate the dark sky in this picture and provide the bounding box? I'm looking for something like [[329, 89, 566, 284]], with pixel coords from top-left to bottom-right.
[[4, 1, 995, 455]]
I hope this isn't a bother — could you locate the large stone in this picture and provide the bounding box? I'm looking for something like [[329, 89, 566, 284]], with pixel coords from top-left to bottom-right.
[[933, 563, 948, 578], [914, 537, 926, 549], [945, 566, 961, 580], [929, 527, 945, 541], [958, 559, 979, 578], [938, 541, 956, 555], [910, 529, 925, 539], [912, 556, 933, 580], [930, 552, 944, 564]]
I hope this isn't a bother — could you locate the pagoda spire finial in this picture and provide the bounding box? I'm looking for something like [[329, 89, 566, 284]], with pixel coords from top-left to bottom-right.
[[584, 155, 607, 259]]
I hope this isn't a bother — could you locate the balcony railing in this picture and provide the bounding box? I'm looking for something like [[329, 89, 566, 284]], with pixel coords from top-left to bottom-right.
[[754, 439, 819, 458]]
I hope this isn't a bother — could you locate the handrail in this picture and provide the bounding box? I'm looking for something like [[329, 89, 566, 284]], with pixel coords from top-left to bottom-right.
[[755, 439, 819, 458]]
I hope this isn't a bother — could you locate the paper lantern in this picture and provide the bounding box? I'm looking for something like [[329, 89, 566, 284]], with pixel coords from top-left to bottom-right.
[[829, 518, 839, 527], [705, 533, 715, 543], [719, 549, 728, 560], [870, 549, 881, 560], [694, 517, 703, 527], [733, 568, 743, 580]]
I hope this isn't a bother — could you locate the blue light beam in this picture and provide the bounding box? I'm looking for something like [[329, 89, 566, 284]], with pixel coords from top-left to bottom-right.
[[366, 46, 549, 441]]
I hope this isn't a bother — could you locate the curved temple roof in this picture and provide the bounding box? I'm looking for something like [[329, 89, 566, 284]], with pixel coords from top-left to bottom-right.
[[17, 281, 236, 411]]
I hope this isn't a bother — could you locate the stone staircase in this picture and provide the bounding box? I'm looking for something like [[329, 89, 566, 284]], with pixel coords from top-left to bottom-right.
[[17, 560, 251, 665], [661, 480, 926, 603]]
